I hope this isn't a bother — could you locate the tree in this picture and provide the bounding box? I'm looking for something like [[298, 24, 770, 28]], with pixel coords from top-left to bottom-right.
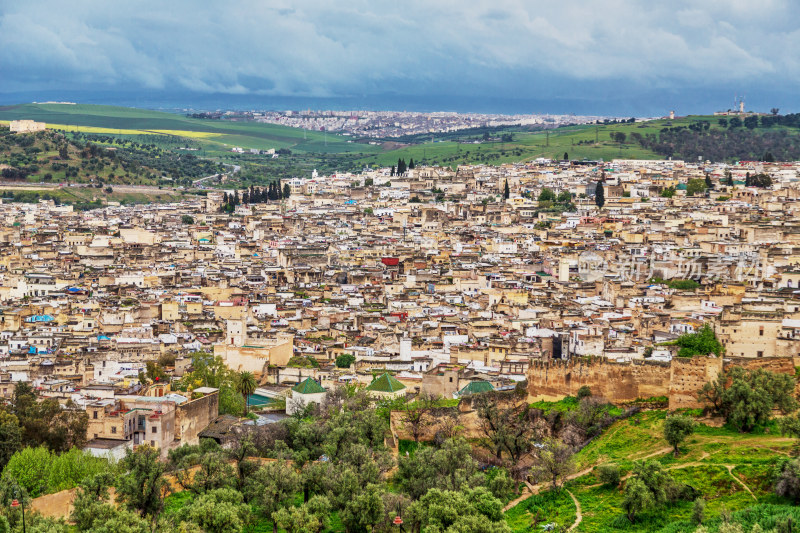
[[246, 460, 301, 533], [283, 183, 291, 199], [771, 108, 780, 116], [179, 488, 251, 533], [181, 215, 194, 224], [725, 367, 796, 432], [693, 497, 706, 525], [577, 386, 592, 400], [474, 396, 532, 464], [175, 448, 235, 494], [116, 445, 169, 520], [407, 486, 508, 533], [686, 178, 707, 196], [273, 495, 330, 533], [530, 437, 574, 491], [563, 152, 569, 161], [226, 438, 258, 494], [664, 414, 696, 456], [749, 173, 773, 188], [408, 158, 415, 169], [704, 173, 713, 190], [236, 371, 257, 417], [763, 151, 775, 162], [596, 464, 621, 487], [503, 179, 510, 200], [70, 472, 116, 531], [538, 188, 556, 203], [396, 437, 479, 500], [623, 478, 654, 523], [724, 169, 734, 186], [774, 457, 800, 503], [700, 367, 798, 432], [1, 446, 52, 497], [674, 324, 723, 357], [11, 382, 88, 452], [401, 393, 436, 443], [335, 353, 355, 369], [595, 181, 605, 208], [0, 410, 21, 471], [341, 484, 385, 533]]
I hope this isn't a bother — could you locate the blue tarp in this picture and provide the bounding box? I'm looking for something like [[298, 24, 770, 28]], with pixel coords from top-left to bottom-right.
[[25, 315, 54, 323]]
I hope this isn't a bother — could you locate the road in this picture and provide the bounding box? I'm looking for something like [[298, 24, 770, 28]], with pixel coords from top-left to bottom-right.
[[193, 163, 240, 186]]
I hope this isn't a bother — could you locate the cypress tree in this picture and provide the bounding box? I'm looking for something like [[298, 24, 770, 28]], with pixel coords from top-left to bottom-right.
[[503, 179, 510, 200], [409, 158, 415, 169], [595, 181, 605, 209]]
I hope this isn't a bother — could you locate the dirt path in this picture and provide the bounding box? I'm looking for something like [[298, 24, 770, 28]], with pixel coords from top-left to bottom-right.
[[726, 465, 756, 500], [503, 480, 538, 512], [633, 446, 673, 461], [567, 490, 582, 532]]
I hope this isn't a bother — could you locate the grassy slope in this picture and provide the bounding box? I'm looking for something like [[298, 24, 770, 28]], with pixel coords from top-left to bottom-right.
[[355, 115, 737, 168], [504, 410, 797, 533], [0, 104, 733, 168]]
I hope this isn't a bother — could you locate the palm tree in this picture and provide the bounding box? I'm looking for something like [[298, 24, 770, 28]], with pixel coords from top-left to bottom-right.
[[237, 371, 257, 417]]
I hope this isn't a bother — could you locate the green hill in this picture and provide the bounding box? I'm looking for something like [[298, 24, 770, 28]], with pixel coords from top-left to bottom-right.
[[504, 409, 798, 533], [0, 103, 380, 155]]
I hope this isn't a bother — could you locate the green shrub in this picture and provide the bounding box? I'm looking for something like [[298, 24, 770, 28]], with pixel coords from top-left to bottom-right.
[[596, 464, 621, 487]]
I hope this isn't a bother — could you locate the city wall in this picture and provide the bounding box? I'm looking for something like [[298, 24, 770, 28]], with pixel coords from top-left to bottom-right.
[[527, 356, 800, 410]]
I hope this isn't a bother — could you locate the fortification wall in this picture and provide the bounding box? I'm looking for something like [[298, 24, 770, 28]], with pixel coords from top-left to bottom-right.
[[527, 358, 672, 404], [527, 356, 798, 410]]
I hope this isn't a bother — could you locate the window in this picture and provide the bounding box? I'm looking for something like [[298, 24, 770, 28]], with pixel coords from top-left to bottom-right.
[[759, 327, 764, 337], [757, 351, 764, 358], [111, 426, 117, 434], [449, 377, 453, 383], [152, 426, 157, 433], [151, 440, 155, 447], [93, 411, 98, 419]]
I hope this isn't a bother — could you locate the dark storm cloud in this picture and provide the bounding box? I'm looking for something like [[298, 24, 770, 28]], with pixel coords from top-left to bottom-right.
[[1, 0, 798, 108]]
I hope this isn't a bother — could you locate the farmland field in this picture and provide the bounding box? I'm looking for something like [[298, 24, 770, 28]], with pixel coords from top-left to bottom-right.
[[0, 103, 380, 155]]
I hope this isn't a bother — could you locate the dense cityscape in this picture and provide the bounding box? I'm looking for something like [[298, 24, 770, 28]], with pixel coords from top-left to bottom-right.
[[193, 110, 608, 138], [3, 1, 800, 532]]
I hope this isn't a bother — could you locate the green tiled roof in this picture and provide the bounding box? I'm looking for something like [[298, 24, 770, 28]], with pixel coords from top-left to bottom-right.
[[292, 377, 326, 395], [456, 381, 494, 397], [365, 372, 406, 393]]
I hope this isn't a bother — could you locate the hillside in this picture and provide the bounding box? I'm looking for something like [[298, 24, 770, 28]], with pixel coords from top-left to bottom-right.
[[355, 114, 800, 168], [4, 104, 800, 189], [504, 409, 798, 533], [0, 103, 380, 156], [0, 125, 224, 186]]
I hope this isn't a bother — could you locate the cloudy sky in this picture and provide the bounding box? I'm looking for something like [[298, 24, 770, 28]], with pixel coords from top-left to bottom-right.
[[1, 0, 798, 114]]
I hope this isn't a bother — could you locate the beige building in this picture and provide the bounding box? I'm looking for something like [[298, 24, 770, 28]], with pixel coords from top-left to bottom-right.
[[10, 120, 46, 133]]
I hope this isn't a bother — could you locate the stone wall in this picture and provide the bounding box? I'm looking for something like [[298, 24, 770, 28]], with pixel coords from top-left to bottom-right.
[[175, 390, 219, 447], [526, 356, 799, 410], [669, 357, 723, 409], [527, 358, 672, 404]]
